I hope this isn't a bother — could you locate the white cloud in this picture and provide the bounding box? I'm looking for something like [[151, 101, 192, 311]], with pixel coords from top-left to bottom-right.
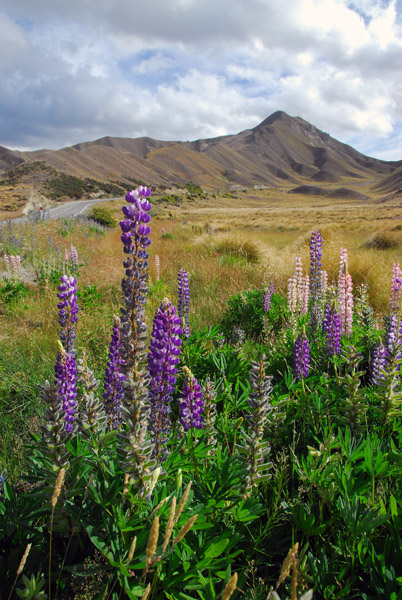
[[0, 0, 402, 159]]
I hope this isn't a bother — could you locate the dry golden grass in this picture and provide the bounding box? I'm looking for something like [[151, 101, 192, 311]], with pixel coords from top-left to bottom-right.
[[2, 188, 402, 346]]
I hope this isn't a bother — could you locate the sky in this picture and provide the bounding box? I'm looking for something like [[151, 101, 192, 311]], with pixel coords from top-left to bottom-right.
[[1, 0, 402, 160]]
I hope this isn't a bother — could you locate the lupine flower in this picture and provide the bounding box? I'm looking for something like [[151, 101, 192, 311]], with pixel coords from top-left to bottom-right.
[[236, 356, 272, 493], [54, 343, 78, 433], [77, 350, 108, 437], [103, 317, 125, 429], [294, 257, 304, 301], [264, 283, 274, 313], [390, 263, 402, 315], [287, 258, 309, 316], [310, 230, 323, 329], [338, 248, 353, 336], [203, 378, 217, 456], [325, 307, 342, 357], [155, 254, 160, 281], [57, 275, 79, 355], [70, 244, 78, 272], [178, 268, 191, 338], [309, 230, 322, 299], [386, 314, 401, 354], [287, 275, 298, 314], [300, 275, 310, 315], [119, 186, 152, 379], [64, 248, 69, 263], [321, 270, 328, 293], [294, 334, 310, 380], [3, 253, 10, 276], [371, 342, 387, 385], [147, 298, 183, 460], [323, 303, 331, 333], [179, 367, 204, 431], [117, 186, 157, 491]]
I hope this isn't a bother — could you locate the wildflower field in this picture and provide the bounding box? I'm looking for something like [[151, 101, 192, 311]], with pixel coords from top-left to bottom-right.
[[1, 186, 402, 600]]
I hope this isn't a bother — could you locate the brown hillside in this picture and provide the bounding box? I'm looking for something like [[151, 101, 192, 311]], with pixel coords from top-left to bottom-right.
[[1, 111, 400, 201]]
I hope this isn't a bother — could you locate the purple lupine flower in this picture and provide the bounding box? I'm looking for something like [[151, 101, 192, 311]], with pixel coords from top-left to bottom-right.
[[178, 268, 191, 338], [117, 187, 158, 492], [310, 230, 322, 298], [147, 299, 183, 460], [54, 344, 78, 433], [264, 283, 274, 313], [310, 230, 323, 329], [103, 317, 125, 429], [294, 334, 310, 380], [371, 342, 387, 385], [119, 187, 152, 379], [323, 304, 332, 333], [179, 367, 204, 431], [387, 314, 400, 354], [326, 310, 341, 357], [57, 275, 79, 355]]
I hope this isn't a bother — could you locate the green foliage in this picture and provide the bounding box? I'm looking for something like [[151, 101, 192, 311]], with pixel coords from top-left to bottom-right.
[[220, 289, 287, 340], [89, 206, 118, 228], [0, 279, 29, 304], [185, 182, 205, 199]]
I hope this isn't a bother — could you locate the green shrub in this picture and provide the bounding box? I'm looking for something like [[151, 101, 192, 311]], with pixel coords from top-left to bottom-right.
[[89, 206, 118, 228], [0, 279, 29, 304]]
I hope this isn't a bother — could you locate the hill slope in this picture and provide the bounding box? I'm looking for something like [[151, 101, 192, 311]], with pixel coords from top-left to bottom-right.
[[1, 111, 400, 201]]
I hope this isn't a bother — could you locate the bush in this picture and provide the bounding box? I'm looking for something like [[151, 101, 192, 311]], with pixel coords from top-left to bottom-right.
[[89, 207, 117, 228]]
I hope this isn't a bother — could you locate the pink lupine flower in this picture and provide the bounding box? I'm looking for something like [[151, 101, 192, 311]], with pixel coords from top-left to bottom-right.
[[300, 275, 310, 315], [3, 254, 10, 275], [288, 257, 308, 316], [155, 254, 160, 281], [389, 263, 402, 315], [287, 276, 298, 313], [321, 270, 328, 293], [338, 248, 353, 336]]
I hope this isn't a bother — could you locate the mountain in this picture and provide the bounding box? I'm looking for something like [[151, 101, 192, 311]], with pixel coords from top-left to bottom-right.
[[1, 111, 401, 201]]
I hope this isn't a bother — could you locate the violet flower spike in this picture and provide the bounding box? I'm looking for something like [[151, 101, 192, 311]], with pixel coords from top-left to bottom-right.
[[179, 367, 204, 432], [326, 309, 341, 357], [57, 274, 79, 355], [264, 283, 274, 313], [147, 298, 183, 460], [371, 342, 387, 385], [54, 343, 78, 433], [294, 334, 310, 380], [178, 268, 191, 338]]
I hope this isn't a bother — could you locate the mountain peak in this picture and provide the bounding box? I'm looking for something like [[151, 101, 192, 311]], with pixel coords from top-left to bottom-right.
[[257, 111, 293, 128]]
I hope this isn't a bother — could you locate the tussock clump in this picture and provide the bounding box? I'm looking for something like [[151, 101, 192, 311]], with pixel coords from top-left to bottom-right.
[[364, 232, 399, 250], [214, 237, 261, 263]]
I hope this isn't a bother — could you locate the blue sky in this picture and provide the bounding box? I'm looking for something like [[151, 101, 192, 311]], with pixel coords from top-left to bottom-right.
[[1, 0, 402, 160]]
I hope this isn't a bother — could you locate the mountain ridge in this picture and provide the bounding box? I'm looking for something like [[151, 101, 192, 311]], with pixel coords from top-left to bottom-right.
[[1, 111, 402, 201]]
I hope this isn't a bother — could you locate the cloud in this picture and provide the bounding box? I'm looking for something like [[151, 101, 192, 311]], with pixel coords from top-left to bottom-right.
[[0, 0, 402, 159]]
